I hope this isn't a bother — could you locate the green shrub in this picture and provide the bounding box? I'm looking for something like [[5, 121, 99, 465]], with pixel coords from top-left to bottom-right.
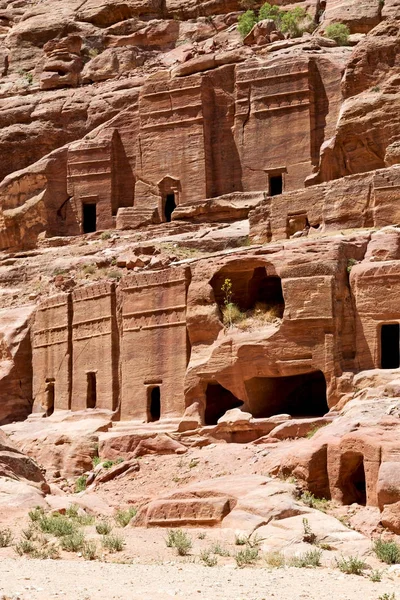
[[200, 550, 218, 567], [237, 2, 314, 39], [222, 303, 246, 326], [325, 23, 350, 46], [82, 540, 98, 560], [102, 533, 124, 553], [165, 529, 192, 556], [289, 549, 321, 568], [369, 569, 383, 582], [210, 543, 230, 557], [237, 9, 258, 37], [280, 7, 310, 37], [15, 539, 36, 556], [28, 506, 45, 522], [0, 528, 13, 548], [265, 550, 285, 568], [300, 491, 329, 512], [258, 2, 281, 21], [93, 456, 101, 468], [335, 555, 367, 575], [38, 514, 78, 538], [235, 546, 259, 567], [61, 532, 85, 552], [374, 539, 400, 564], [235, 534, 248, 546], [379, 594, 396, 600], [96, 520, 112, 535], [302, 518, 317, 545], [114, 507, 137, 527], [75, 475, 88, 493]]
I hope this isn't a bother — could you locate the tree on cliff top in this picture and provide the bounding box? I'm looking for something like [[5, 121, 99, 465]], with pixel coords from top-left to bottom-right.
[[237, 2, 314, 38]]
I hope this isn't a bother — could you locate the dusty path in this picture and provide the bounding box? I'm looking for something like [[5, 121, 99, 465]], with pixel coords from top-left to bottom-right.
[[0, 559, 398, 600]]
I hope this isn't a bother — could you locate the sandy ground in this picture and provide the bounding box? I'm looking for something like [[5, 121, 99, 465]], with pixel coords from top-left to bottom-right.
[[1, 559, 399, 600]]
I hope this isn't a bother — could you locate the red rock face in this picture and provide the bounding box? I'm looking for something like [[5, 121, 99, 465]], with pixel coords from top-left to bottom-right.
[[1, 0, 400, 535]]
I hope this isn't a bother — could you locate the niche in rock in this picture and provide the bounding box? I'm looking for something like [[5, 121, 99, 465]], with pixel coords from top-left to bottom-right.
[[211, 266, 284, 317], [244, 370, 328, 418]]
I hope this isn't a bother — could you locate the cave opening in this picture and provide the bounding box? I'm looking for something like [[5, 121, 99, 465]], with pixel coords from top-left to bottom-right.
[[339, 452, 367, 506], [205, 383, 244, 425], [244, 371, 328, 418]]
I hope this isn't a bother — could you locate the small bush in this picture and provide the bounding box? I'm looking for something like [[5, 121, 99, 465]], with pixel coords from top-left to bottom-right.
[[237, 2, 314, 39], [93, 456, 101, 468], [39, 514, 78, 538], [82, 264, 97, 275], [379, 594, 396, 600], [374, 539, 400, 564], [325, 23, 350, 46], [200, 550, 218, 567], [258, 2, 281, 21], [290, 549, 321, 568], [265, 551, 285, 568], [300, 491, 329, 512], [101, 231, 112, 240], [0, 528, 13, 547], [235, 534, 248, 546], [102, 533, 124, 553], [82, 540, 98, 560], [75, 475, 88, 493], [369, 569, 383, 582], [222, 303, 246, 326], [280, 7, 311, 38], [335, 555, 367, 575], [96, 520, 112, 535], [61, 532, 85, 552], [28, 506, 45, 522], [302, 518, 317, 545], [235, 546, 259, 567], [165, 529, 192, 556], [210, 543, 230, 557], [237, 9, 258, 37], [114, 507, 137, 528], [15, 539, 36, 556]]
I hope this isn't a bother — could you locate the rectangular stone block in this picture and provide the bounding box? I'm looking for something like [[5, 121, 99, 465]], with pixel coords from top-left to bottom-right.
[[146, 497, 232, 526]]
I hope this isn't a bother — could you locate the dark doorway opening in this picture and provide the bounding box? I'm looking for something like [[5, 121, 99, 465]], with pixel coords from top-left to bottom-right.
[[44, 379, 55, 417], [339, 452, 367, 505], [205, 383, 244, 425], [83, 203, 97, 233], [86, 372, 97, 409], [164, 194, 176, 223], [270, 175, 283, 196], [148, 386, 161, 422], [381, 323, 400, 369], [244, 371, 328, 418]]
